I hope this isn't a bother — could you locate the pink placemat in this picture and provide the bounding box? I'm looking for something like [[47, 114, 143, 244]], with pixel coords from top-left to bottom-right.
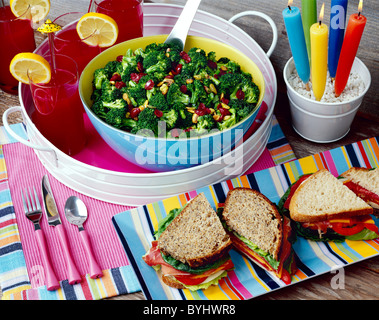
[[4, 142, 132, 284]]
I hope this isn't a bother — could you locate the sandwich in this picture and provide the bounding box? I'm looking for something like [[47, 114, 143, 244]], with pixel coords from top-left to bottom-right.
[[220, 188, 297, 285], [142, 193, 234, 291], [279, 169, 379, 242], [340, 167, 379, 211]]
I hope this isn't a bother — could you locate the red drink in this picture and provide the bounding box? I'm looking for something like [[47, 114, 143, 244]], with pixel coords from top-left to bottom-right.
[[95, 0, 143, 44], [30, 55, 86, 156], [53, 13, 102, 74], [0, 5, 35, 94]]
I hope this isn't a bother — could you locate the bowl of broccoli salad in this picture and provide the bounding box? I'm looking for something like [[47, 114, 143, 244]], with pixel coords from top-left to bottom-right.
[[79, 35, 265, 171]]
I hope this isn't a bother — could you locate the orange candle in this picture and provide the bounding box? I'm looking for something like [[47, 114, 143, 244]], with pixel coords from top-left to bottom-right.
[[334, 0, 367, 97]]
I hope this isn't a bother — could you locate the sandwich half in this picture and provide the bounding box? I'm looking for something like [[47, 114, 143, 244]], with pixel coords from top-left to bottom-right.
[[279, 169, 379, 242], [143, 193, 234, 291], [221, 188, 297, 285], [340, 167, 379, 211]]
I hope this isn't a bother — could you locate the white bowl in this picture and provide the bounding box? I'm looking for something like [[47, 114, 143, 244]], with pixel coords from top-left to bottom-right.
[[283, 57, 371, 143]]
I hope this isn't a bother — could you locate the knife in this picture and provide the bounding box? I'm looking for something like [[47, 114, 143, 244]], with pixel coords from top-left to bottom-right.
[[41, 175, 81, 285]]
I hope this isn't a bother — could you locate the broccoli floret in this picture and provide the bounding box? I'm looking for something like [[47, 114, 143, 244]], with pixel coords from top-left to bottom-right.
[[196, 114, 216, 134], [217, 108, 237, 131], [189, 79, 208, 105], [218, 73, 243, 95], [131, 107, 158, 136], [167, 83, 190, 105], [93, 68, 108, 90], [171, 102, 187, 120], [102, 99, 127, 109], [91, 89, 102, 102], [240, 76, 260, 104], [148, 91, 169, 111], [145, 57, 172, 74], [105, 107, 127, 128], [121, 49, 138, 68], [228, 99, 254, 121], [173, 71, 192, 87], [101, 84, 122, 102], [161, 109, 178, 130], [92, 101, 107, 118], [127, 86, 147, 107], [104, 60, 122, 76], [216, 58, 241, 73], [186, 47, 208, 74], [121, 64, 138, 83]]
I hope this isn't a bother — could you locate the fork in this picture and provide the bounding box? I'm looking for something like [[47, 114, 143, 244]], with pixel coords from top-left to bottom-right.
[[22, 187, 60, 291]]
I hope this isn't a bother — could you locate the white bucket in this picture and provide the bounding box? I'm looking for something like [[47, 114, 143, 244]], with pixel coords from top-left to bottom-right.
[[283, 57, 371, 143]]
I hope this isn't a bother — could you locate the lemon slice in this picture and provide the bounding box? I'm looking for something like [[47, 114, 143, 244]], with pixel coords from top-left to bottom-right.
[[10, 52, 51, 84], [76, 12, 119, 48], [10, 0, 50, 23]]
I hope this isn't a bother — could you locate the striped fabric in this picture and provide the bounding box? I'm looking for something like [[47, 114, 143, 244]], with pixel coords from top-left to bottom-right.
[[0, 119, 295, 300], [112, 136, 379, 300]]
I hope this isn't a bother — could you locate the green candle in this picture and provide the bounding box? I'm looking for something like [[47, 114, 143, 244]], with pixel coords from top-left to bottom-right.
[[301, 0, 317, 59]]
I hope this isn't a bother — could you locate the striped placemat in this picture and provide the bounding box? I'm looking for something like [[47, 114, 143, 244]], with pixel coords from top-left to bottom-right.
[[112, 136, 379, 300], [0, 117, 294, 300]]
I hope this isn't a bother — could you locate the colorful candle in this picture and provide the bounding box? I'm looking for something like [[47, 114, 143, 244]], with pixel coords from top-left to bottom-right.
[[335, 0, 367, 97], [310, 3, 328, 101], [301, 0, 317, 59], [283, 0, 310, 84], [328, 0, 348, 78]]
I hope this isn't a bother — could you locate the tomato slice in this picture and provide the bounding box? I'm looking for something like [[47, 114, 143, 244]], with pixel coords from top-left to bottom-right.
[[331, 223, 365, 236], [284, 174, 312, 209], [173, 275, 208, 286]]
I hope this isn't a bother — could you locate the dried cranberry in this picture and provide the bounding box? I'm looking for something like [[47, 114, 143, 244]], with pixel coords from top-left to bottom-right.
[[130, 107, 141, 118], [110, 73, 122, 81], [130, 72, 146, 83], [175, 63, 183, 74], [195, 109, 206, 116], [198, 103, 206, 110], [154, 109, 163, 118], [137, 61, 144, 72], [218, 107, 231, 117], [144, 79, 155, 90], [165, 74, 174, 79], [116, 55, 123, 62], [221, 97, 229, 105], [207, 60, 217, 69], [115, 81, 126, 89], [180, 85, 187, 93], [180, 51, 191, 63], [236, 89, 245, 100], [171, 128, 180, 138]]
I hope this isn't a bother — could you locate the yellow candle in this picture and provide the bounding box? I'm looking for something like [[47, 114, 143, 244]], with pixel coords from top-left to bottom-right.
[[310, 3, 328, 101]]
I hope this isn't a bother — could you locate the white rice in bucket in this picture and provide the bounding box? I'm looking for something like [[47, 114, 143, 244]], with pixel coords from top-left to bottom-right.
[[288, 70, 365, 103]]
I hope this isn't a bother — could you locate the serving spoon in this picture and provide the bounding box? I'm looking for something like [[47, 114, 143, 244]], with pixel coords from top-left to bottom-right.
[[164, 0, 202, 50], [64, 196, 103, 279]]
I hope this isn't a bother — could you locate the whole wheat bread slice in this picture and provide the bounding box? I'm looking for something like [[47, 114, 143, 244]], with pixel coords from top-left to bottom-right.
[[222, 188, 282, 261], [289, 169, 373, 223], [158, 193, 232, 268]]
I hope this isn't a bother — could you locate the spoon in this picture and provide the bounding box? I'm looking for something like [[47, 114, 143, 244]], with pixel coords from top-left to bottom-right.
[[64, 196, 103, 279], [164, 0, 202, 49]]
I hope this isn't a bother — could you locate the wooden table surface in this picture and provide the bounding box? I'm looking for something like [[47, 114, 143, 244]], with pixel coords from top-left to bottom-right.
[[1, 0, 378, 301]]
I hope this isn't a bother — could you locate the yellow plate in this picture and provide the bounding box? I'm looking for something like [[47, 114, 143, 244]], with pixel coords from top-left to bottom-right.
[[79, 34, 265, 112]]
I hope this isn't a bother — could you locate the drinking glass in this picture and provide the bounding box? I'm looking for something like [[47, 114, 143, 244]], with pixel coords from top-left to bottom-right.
[[52, 12, 102, 75], [94, 0, 143, 45], [29, 54, 86, 156], [0, 1, 36, 95]]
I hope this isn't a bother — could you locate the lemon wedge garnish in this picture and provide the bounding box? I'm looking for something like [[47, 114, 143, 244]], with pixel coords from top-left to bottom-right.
[[76, 12, 119, 48], [10, 0, 50, 23], [9, 52, 51, 84]]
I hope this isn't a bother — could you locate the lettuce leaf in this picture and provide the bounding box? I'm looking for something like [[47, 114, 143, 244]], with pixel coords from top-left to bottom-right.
[[154, 207, 184, 240], [161, 253, 230, 274], [345, 228, 379, 241]]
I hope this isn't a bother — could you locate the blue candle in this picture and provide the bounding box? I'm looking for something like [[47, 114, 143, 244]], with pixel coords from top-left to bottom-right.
[[328, 0, 348, 78], [283, 5, 310, 83]]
